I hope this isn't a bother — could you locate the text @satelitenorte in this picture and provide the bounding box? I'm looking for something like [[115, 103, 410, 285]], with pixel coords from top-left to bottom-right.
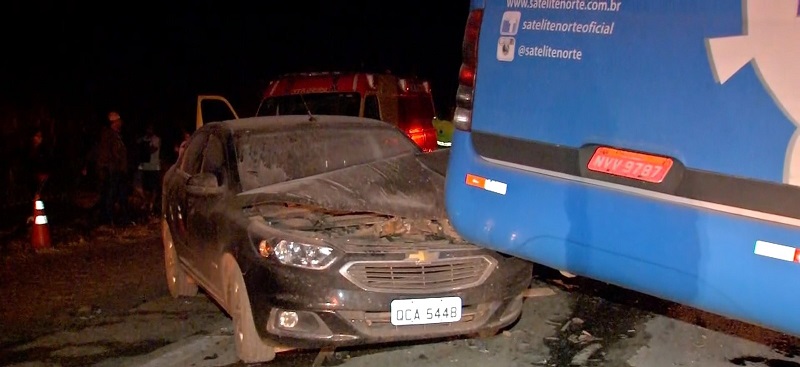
[[519, 44, 583, 60], [501, 0, 621, 62], [512, 20, 614, 61]]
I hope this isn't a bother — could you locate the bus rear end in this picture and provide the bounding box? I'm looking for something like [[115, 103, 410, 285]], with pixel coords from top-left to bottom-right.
[[445, 0, 800, 336]]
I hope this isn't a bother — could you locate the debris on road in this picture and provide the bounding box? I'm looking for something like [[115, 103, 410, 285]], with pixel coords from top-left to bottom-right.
[[531, 358, 549, 365], [465, 338, 490, 353], [523, 287, 557, 298], [578, 330, 601, 343], [570, 343, 602, 366], [561, 319, 572, 332], [551, 279, 578, 290], [312, 346, 336, 367], [545, 319, 562, 327]]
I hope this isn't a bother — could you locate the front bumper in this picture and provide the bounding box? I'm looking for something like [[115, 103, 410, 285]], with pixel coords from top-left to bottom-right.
[[244, 253, 532, 348]]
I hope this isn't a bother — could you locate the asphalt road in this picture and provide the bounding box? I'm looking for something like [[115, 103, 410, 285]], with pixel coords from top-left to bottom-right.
[[1, 219, 799, 367]]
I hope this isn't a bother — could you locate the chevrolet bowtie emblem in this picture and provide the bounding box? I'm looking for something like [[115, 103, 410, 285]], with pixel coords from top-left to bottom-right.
[[407, 250, 439, 263]]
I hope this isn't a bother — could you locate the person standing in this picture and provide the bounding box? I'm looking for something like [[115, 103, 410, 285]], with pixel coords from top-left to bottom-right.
[[27, 129, 52, 194], [174, 128, 191, 160], [136, 124, 161, 216], [93, 111, 129, 226]]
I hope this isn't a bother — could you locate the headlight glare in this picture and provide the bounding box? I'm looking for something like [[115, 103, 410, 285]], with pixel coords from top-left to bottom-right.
[[273, 240, 336, 269]]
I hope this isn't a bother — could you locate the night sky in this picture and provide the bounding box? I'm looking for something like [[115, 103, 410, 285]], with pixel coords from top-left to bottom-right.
[[4, 1, 470, 132]]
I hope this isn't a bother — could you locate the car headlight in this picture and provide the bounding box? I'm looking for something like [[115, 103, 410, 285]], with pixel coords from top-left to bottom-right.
[[270, 240, 337, 270]]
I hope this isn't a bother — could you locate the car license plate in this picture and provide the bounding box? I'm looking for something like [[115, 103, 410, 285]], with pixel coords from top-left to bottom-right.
[[390, 297, 462, 326], [587, 146, 674, 183]]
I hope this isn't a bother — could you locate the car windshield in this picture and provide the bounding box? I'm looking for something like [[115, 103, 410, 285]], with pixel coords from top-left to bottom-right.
[[257, 92, 361, 117], [234, 124, 419, 191]]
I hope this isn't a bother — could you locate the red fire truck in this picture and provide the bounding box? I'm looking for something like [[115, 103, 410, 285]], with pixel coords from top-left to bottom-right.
[[256, 72, 439, 152]]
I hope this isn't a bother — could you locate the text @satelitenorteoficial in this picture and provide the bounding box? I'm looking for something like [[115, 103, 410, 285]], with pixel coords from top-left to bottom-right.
[[497, 0, 621, 62]]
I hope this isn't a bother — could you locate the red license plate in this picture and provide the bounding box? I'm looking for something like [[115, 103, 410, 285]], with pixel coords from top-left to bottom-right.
[[587, 147, 674, 183]]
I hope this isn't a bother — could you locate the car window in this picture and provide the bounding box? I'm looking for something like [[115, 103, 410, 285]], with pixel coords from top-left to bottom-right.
[[235, 125, 419, 191], [257, 93, 361, 117], [201, 134, 226, 185], [364, 94, 380, 120], [181, 132, 208, 175], [200, 99, 237, 124]]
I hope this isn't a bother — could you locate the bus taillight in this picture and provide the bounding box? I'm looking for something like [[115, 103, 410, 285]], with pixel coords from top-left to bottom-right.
[[455, 9, 483, 132]]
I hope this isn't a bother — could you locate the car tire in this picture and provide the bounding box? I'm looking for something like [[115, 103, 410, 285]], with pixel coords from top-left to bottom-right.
[[162, 219, 198, 298], [222, 254, 276, 364]]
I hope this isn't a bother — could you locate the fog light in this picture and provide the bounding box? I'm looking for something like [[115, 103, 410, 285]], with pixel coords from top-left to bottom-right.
[[279, 311, 299, 328], [258, 240, 272, 258], [268, 309, 333, 337]]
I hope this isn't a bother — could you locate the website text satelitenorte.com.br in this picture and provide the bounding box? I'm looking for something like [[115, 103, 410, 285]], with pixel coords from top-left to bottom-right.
[[507, 0, 622, 12], [509, 3, 619, 61]]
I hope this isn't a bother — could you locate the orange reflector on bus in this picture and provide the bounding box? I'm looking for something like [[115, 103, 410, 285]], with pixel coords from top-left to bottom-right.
[[465, 173, 507, 195]]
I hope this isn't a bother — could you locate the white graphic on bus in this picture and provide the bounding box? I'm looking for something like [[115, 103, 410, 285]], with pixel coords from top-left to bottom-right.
[[706, 0, 800, 185]]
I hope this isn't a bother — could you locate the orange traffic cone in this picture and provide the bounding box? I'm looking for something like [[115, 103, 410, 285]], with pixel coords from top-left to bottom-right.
[[31, 194, 51, 251]]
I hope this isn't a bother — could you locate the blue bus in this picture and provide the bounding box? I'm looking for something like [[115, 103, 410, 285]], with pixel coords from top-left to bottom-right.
[[445, 0, 800, 336]]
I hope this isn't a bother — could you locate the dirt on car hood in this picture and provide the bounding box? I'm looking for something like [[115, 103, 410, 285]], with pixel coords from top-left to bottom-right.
[[238, 152, 448, 220]]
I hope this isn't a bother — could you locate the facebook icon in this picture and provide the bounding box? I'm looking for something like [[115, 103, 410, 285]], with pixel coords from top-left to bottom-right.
[[501, 11, 521, 35]]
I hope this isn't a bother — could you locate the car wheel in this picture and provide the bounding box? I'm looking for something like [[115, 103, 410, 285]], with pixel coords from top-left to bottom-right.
[[162, 219, 198, 298], [222, 254, 276, 364]]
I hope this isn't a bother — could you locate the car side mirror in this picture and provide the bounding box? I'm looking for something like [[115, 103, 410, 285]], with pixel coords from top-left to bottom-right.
[[187, 172, 223, 195]]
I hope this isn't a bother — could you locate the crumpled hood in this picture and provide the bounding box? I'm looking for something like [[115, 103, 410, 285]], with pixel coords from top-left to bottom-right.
[[238, 153, 447, 219]]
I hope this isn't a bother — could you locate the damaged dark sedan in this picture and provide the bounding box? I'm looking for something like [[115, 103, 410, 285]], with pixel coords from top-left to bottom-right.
[[161, 115, 533, 363]]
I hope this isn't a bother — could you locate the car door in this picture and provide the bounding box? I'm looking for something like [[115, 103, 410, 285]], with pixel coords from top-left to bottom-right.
[[186, 131, 231, 281], [169, 131, 209, 270], [196, 95, 239, 130], [363, 93, 381, 120]]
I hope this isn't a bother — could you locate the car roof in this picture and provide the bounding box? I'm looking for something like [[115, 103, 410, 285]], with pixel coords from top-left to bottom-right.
[[204, 115, 394, 134]]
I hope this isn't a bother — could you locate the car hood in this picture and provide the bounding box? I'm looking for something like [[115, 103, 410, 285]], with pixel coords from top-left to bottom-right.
[[238, 151, 447, 220]]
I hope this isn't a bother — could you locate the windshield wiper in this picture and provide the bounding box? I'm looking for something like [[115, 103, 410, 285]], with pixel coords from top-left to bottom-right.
[[299, 94, 316, 122]]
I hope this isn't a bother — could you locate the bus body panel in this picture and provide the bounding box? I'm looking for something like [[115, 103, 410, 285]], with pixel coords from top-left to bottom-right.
[[446, 130, 800, 335], [471, 0, 798, 184], [448, 0, 800, 335]]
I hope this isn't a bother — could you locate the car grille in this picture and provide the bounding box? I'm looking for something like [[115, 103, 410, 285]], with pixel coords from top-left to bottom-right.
[[337, 239, 477, 254], [340, 256, 496, 293]]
